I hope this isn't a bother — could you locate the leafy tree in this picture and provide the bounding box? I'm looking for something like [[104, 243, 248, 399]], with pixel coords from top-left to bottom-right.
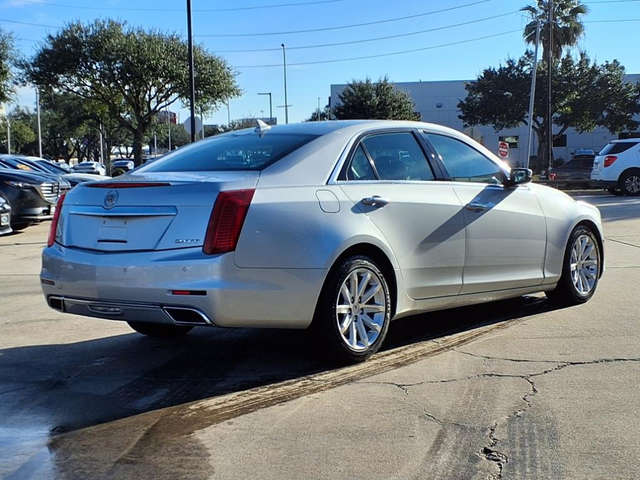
[[0, 28, 15, 104], [522, 0, 588, 60], [307, 106, 335, 122], [458, 52, 640, 171], [333, 77, 419, 121], [0, 107, 36, 154], [25, 19, 240, 165], [147, 122, 190, 152]]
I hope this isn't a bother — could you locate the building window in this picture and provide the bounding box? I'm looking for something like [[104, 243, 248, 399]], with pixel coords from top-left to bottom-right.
[[619, 132, 640, 139], [553, 135, 567, 147], [499, 136, 519, 149]]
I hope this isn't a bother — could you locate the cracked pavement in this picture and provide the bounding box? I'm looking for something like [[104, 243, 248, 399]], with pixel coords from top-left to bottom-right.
[[1, 194, 639, 479]]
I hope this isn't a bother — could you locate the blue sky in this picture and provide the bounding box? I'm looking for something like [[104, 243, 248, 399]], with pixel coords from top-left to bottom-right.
[[1, 0, 639, 127]]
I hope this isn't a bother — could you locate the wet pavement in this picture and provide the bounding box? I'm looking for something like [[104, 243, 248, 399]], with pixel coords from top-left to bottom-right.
[[1, 193, 639, 479]]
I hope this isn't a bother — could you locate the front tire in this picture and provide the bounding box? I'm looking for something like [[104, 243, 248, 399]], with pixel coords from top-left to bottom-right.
[[127, 321, 193, 338], [546, 226, 601, 306], [314, 256, 391, 363]]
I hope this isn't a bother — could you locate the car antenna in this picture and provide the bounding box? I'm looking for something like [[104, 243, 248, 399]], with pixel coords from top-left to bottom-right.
[[255, 119, 271, 137]]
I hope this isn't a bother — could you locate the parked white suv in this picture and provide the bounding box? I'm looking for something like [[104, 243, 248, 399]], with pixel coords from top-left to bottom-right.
[[591, 139, 640, 196]]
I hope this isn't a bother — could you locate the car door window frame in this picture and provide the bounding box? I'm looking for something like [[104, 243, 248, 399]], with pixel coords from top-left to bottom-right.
[[337, 129, 443, 182], [420, 130, 510, 185]]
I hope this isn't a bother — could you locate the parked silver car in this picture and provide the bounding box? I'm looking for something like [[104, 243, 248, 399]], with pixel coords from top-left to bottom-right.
[[42, 121, 604, 362]]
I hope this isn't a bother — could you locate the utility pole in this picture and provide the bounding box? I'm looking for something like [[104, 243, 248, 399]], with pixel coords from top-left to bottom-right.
[[281, 44, 289, 124], [6, 116, 10, 155], [36, 88, 43, 158], [525, 20, 541, 170], [200, 105, 205, 139], [227, 101, 231, 125], [547, 0, 554, 171], [186, 0, 197, 143], [99, 123, 104, 165], [167, 107, 172, 151]]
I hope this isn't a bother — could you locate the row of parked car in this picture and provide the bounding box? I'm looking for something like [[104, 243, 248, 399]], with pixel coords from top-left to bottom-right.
[[0, 156, 112, 235]]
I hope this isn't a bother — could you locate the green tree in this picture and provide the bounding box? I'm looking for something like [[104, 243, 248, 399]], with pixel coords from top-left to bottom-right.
[[147, 122, 190, 153], [307, 106, 335, 122], [333, 77, 419, 121], [0, 107, 36, 154], [522, 0, 588, 60], [0, 28, 15, 104], [25, 19, 240, 165], [458, 52, 640, 171]]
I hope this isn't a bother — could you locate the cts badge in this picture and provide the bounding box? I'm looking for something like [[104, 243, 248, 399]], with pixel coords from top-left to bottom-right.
[[175, 239, 200, 244], [104, 190, 119, 209]]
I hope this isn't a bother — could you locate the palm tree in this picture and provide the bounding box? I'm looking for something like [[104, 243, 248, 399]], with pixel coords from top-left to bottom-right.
[[521, 0, 588, 60]]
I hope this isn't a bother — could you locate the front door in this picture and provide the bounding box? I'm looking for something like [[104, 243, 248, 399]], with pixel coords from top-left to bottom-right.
[[423, 132, 547, 294]]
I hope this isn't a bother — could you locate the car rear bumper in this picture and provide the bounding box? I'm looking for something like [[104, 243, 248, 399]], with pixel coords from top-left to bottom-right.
[[41, 245, 327, 329], [590, 179, 619, 188]]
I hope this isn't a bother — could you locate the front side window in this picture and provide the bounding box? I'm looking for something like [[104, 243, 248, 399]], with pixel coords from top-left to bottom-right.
[[425, 134, 505, 184], [139, 133, 318, 172], [361, 132, 434, 181]]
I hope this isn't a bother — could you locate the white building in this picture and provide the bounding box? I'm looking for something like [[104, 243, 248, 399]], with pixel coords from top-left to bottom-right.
[[330, 76, 640, 169]]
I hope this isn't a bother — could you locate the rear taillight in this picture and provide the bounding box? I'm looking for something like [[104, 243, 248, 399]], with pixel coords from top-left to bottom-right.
[[549, 172, 557, 180], [604, 156, 618, 167], [47, 193, 66, 247], [203, 189, 255, 255]]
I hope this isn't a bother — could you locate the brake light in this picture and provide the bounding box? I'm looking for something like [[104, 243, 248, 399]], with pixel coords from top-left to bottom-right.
[[86, 182, 170, 188], [549, 172, 557, 180], [203, 190, 255, 255], [604, 156, 618, 167], [47, 193, 66, 247]]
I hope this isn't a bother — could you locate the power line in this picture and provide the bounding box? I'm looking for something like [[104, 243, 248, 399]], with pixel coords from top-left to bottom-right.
[[236, 29, 523, 68], [0, 18, 60, 29], [214, 11, 520, 53], [10, 0, 347, 12], [198, 0, 495, 37]]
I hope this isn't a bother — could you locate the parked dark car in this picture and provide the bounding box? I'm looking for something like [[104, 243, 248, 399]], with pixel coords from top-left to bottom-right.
[[549, 149, 595, 189], [0, 155, 89, 187], [0, 168, 67, 228], [0, 192, 11, 236]]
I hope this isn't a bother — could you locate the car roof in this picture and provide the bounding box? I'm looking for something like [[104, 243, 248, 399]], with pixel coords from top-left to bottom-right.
[[609, 138, 640, 143]]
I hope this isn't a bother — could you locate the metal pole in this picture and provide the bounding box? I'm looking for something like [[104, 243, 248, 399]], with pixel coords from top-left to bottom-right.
[[36, 88, 43, 158], [167, 107, 172, 151], [317, 97, 321, 112], [269, 93, 273, 121], [525, 20, 541, 169], [99, 123, 104, 164], [281, 44, 289, 124], [153, 131, 157, 156], [227, 101, 231, 125], [186, 0, 197, 143], [7, 117, 10, 155], [547, 0, 554, 171], [200, 106, 205, 139]]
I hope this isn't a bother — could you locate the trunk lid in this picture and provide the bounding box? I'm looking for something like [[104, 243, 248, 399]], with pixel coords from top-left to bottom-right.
[[59, 172, 259, 252]]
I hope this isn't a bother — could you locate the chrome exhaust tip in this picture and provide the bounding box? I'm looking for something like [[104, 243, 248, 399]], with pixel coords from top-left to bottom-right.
[[163, 307, 212, 326], [48, 296, 64, 312]]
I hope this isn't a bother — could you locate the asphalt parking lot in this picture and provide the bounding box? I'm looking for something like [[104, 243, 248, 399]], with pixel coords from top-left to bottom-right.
[[1, 193, 639, 480]]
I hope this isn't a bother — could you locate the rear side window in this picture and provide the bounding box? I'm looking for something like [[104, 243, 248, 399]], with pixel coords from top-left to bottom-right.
[[139, 133, 318, 172], [361, 133, 434, 181], [346, 146, 377, 180], [599, 142, 638, 155]]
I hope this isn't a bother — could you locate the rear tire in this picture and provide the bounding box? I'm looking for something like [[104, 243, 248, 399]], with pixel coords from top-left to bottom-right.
[[546, 226, 601, 306], [314, 256, 391, 364], [127, 321, 193, 338], [620, 171, 640, 196]]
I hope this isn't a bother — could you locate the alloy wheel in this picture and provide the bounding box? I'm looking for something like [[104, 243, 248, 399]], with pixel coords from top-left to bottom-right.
[[335, 268, 387, 351], [624, 175, 640, 194], [570, 234, 599, 296]]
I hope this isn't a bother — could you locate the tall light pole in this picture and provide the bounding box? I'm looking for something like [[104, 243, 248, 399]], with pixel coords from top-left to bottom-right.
[[186, 0, 197, 143], [35, 88, 43, 158], [6, 116, 10, 155], [525, 20, 541, 170], [281, 44, 289, 124], [547, 0, 554, 171], [258, 92, 272, 122]]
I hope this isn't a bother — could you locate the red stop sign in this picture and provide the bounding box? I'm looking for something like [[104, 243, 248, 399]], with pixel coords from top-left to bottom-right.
[[498, 141, 509, 158]]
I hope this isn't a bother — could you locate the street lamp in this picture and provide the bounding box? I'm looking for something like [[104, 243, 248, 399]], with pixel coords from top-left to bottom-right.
[[186, 0, 197, 143], [281, 44, 289, 124], [258, 92, 273, 121]]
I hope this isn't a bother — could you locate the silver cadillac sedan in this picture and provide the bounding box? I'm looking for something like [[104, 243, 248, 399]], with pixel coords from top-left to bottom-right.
[[41, 120, 604, 362]]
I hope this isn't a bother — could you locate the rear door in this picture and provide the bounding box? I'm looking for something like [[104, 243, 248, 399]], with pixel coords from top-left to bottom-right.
[[423, 132, 547, 294], [338, 130, 465, 299]]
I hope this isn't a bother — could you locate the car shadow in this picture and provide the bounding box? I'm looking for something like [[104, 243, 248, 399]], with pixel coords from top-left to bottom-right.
[[0, 294, 563, 440]]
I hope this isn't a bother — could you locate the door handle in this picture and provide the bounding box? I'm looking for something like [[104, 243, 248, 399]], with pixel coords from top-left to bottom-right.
[[465, 202, 487, 212], [361, 196, 390, 207]]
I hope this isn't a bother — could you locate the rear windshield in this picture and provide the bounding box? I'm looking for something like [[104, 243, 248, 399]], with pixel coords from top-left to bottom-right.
[[138, 133, 319, 172], [599, 142, 638, 155]]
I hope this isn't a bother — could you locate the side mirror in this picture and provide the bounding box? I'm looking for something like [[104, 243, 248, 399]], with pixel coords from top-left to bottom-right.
[[506, 168, 533, 187]]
